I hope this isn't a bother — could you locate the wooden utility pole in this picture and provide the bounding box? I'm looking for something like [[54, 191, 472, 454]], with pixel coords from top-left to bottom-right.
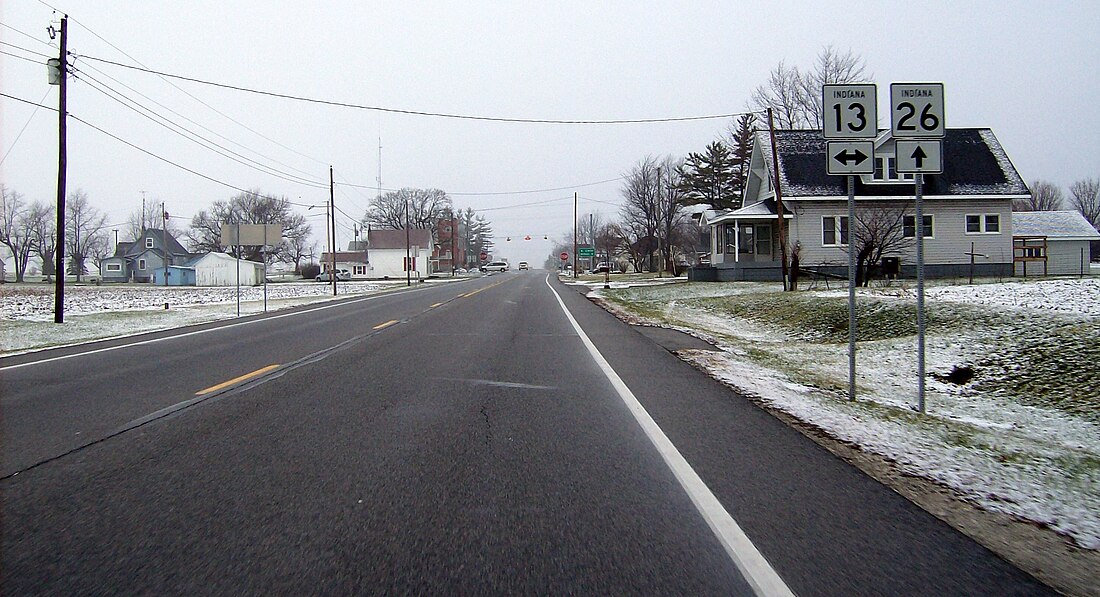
[[53, 16, 68, 323], [573, 192, 578, 279], [329, 166, 336, 296], [767, 108, 790, 291], [405, 199, 411, 286]]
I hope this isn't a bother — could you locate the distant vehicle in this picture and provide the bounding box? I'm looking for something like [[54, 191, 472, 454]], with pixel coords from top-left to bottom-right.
[[480, 261, 509, 273], [518, 261, 529, 270], [454, 267, 467, 274], [316, 268, 351, 282], [590, 262, 613, 274]]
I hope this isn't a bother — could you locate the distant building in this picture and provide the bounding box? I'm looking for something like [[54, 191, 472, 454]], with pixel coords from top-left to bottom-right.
[[99, 228, 196, 283], [321, 228, 432, 279], [1011, 211, 1100, 276]]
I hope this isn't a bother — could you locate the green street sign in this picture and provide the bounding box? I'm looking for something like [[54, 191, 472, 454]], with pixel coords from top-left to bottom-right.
[[578, 247, 595, 257]]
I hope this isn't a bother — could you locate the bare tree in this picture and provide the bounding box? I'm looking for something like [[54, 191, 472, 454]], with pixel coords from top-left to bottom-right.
[[1069, 178, 1100, 229], [365, 188, 452, 233], [750, 46, 870, 130], [0, 186, 40, 282], [750, 61, 807, 129], [620, 157, 662, 271], [798, 46, 871, 129], [1015, 180, 1063, 211], [851, 203, 913, 286], [65, 190, 108, 281], [188, 190, 311, 263]]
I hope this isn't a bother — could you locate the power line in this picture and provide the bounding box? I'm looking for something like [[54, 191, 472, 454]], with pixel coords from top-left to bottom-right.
[[0, 88, 52, 168], [75, 53, 751, 125], [51, 9, 331, 168], [0, 39, 54, 58], [0, 48, 46, 65], [0, 21, 57, 49], [71, 67, 328, 188], [73, 58, 326, 182]]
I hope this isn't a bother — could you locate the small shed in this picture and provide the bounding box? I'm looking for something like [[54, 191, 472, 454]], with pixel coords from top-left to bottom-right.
[[191, 252, 264, 286], [1012, 211, 1100, 276], [150, 265, 196, 286]]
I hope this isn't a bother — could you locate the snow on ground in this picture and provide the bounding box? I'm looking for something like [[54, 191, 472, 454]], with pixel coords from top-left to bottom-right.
[[581, 274, 1100, 549], [0, 280, 429, 354]]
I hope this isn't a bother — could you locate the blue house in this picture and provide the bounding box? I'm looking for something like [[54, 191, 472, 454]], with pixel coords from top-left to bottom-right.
[[99, 228, 196, 283], [150, 265, 197, 286]]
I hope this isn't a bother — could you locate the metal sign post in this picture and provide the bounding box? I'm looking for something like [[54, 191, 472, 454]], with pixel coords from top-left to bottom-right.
[[891, 82, 946, 413], [823, 83, 877, 402]]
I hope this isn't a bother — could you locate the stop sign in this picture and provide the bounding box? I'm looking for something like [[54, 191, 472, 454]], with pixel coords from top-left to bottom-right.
[[560, 252, 568, 261], [479, 251, 488, 261]]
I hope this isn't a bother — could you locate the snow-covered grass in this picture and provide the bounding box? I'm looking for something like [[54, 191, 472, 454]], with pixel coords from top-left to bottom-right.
[[590, 276, 1100, 550], [0, 280, 417, 354]]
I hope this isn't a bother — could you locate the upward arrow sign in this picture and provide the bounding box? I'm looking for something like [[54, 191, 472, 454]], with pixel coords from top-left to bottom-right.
[[911, 145, 928, 168]]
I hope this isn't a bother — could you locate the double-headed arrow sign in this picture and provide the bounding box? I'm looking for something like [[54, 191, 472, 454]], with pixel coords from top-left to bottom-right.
[[827, 141, 875, 175]]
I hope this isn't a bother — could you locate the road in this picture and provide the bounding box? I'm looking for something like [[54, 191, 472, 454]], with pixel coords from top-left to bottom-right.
[[1, 272, 1052, 595]]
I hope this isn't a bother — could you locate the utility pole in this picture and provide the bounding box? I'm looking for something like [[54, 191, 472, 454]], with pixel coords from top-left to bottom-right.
[[52, 15, 67, 324], [329, 166, 337, 296], [767, 108, 790, 291], [450, 210, 456, 277], [162, 203, 169, 286], [573, 192, 578, 279], [656, 166, 662, 278], [405, 199, 411, 287]]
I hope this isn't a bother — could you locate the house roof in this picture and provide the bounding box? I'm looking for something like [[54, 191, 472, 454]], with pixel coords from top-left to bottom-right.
[[756, 128, 1030, 198], [367, 228, 433, 249], [1012, 211, 1100, 240], [118, 228, 191, 258], [707, 199, 791, 224]]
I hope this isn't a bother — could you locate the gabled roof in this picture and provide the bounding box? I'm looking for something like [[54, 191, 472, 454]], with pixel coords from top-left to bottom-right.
[[756, 128, 1030, 198], [367, 228, 433, 249], [1012, 211, 1100, 240], [122, 228, 191, 258], [707, 199, 791, 225]]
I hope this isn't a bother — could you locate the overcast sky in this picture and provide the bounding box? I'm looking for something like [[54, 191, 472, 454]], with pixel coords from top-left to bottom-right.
[[2, 1, 1098, 267]]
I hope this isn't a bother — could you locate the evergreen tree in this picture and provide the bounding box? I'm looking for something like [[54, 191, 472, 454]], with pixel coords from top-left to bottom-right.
[[728, 113, 757, 204], [676, 140, 739, 210]]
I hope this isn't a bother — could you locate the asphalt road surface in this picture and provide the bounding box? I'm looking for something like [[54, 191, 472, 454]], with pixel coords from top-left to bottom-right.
[[1, 272, 1053, 595]]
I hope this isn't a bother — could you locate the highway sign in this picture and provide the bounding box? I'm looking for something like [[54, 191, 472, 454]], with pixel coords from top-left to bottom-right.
[[826, 141, 875, 175], [822, 84, 877, 139], [560, 252, 569, 261], [578, 247, 595, 257], [890, 83, 945, 138], [895, 140, 943, 174]]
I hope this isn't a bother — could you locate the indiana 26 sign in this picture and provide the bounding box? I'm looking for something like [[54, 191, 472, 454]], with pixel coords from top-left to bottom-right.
[[890, 83, 945, 138]]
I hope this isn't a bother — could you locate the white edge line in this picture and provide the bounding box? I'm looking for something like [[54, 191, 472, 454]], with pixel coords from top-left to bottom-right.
[[0, 291, 394, 372], [543, 274, 795, 597]]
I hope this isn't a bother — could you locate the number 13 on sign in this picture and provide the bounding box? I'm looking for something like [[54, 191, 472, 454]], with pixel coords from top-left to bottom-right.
[[822, 84, 878, 139]]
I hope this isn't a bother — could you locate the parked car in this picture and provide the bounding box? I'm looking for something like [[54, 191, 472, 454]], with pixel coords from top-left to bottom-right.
[[480, 261, 509, 273], [316, 268, 351, 282], [590, 262, 614, 274], [518, 261, 529, 270]]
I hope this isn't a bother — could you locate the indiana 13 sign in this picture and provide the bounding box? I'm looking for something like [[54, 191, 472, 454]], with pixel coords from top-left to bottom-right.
[[822, 84, 878, 139]]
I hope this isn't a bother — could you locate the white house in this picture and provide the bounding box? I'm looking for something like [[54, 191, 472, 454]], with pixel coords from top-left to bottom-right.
[[699, 128, 1031, 281], [322, 228, 432, 280], [190, 252, 264, 286], [1011, 211, 1100, 277]]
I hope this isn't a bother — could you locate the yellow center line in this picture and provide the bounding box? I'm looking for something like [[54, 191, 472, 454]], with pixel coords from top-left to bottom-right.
[[195, 364, 280, 396], [373, 319, 399, 330], [430, 302, 444, 308]]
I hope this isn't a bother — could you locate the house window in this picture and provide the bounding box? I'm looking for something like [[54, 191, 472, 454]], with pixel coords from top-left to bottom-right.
[[755, 224, 772, 256], [138, 259, 147, 270], [354, 265, 366, 275], [872, 156, 915, 183], [822, 216, 849, 246], [738, 224, 755, 254], [724, 224, 737, 254], [106, 263, 122, 272], [904, 215, 934, 238], [967, 213, 1000, 233], [145, 237, 154, 248]]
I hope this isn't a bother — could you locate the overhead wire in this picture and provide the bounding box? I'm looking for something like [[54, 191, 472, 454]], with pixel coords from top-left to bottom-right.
[[74, 53, 752, 125], [71, 66, 328, 188], [0, 39, 54, 58], [0, 88, 53, 168], [73, 58, 327, 182], [0, 20, 58, 49]]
